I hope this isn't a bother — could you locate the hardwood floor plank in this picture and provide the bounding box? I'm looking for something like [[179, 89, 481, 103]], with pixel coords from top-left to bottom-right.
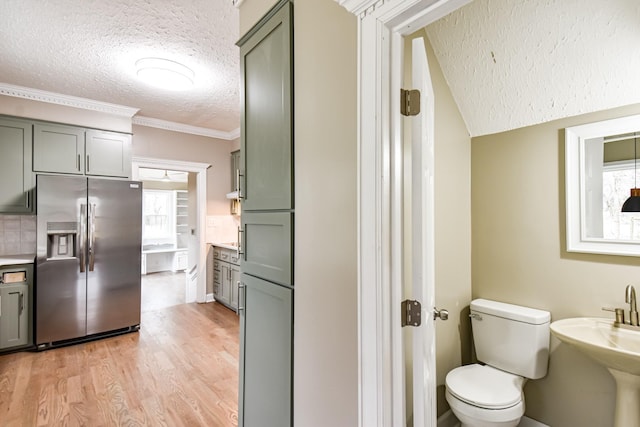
[[0, 302, 239, 426]]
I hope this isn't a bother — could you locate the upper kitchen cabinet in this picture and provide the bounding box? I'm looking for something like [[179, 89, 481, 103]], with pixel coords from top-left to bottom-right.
[[231, 150, 241, 194], [84, 129, 131, 178], [0, 118, 33, 213], [33, 123, 85, 175], [238, 0, 293, 211], [33, 123, 131, 178]]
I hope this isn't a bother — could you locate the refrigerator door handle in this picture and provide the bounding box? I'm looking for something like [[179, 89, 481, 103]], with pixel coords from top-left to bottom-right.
[[79, 204, 87, 273], [89, 203, 96, 272]]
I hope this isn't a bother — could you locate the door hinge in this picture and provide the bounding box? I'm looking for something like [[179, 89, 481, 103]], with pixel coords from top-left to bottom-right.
[[400, 89, 420, 116], [401, 299, 422, 327]]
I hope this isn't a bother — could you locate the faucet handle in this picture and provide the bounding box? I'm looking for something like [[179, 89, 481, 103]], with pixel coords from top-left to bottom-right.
[[602, 307, 625, 324]]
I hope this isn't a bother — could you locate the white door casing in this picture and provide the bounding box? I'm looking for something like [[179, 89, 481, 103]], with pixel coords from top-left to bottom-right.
[[336, 0, 471, 426], [132, 157, 210, 304]]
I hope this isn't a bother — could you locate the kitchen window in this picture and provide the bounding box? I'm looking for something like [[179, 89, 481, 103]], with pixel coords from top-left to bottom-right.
[[142, 189, 176, 244]]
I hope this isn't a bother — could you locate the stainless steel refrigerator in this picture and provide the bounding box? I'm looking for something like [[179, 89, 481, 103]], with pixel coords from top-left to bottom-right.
[[35, 174, 142, 349]]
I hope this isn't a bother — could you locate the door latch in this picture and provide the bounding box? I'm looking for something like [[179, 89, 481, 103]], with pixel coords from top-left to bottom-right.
[[401, 299, 421, 327], [434, 307, 449, 321]]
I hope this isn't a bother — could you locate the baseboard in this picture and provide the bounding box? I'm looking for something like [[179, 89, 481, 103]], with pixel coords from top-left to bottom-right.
[[205, 293, 215, 303], [437, 411, 548, 427]]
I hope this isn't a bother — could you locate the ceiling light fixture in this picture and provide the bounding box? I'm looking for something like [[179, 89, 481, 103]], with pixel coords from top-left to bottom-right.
[[135, 57, 194, 91], [161, 170, 171, 182], [622, 133, 640, 212]]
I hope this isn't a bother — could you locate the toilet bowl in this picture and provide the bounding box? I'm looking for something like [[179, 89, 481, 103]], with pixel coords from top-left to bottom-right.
[[444, 299, 550, 427], [445, 364, 525, 427]]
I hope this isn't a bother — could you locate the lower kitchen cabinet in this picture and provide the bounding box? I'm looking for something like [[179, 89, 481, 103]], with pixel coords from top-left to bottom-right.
[[213, 245, 241, 311], [0, 118, 33, 213], [0, 282, 29, 349], [239, 273, 292, 427]]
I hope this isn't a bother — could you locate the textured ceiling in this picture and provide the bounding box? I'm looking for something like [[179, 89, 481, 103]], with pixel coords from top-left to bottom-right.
[[0, 0, 239, 133], [426, 0, 640, 137], [3, 0, 638, 138]]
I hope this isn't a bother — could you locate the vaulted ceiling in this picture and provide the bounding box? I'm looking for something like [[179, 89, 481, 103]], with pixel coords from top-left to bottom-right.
[[0, 0, 638, 138], [426, 0, 640, 136]]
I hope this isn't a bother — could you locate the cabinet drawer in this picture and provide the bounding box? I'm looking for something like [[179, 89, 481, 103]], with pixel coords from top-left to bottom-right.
[[214, 260, 221, 271], [213, 248, 221, 260], [214, 270, 221, 283], [241, 212, 292, 286], [230, 253, 240, 265]]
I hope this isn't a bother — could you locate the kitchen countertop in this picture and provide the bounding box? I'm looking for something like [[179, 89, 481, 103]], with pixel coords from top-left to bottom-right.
[[209, 242, 238, 251], [0, 254, 36, 267]]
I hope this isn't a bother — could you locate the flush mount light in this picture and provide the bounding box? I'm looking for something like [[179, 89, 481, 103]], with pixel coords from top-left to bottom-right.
[[135, 57, 194, 91]]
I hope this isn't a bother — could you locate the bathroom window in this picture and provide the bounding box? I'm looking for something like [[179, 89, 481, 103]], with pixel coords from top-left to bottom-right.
[[142, 190, 176, 244]]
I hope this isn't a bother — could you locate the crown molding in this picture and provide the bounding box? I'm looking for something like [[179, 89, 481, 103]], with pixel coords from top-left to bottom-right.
[[132, 115, 240, 140], [336, 0, 382, 17], [0, 82, 139, 117]]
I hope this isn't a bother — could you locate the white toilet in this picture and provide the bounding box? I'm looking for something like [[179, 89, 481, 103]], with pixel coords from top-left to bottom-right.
[[445, 299, 550, 427]]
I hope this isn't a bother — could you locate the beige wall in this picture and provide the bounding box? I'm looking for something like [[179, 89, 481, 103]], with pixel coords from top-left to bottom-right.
[[239, 1, 359, 426], [132, 124, 237, 215], [472, 103, 640, 426], [0, 94, 132, 133]]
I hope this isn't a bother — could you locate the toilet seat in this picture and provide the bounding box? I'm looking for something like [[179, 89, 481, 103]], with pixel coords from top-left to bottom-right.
[[445, 364, 524, 409], [445, 389, 524, 426]]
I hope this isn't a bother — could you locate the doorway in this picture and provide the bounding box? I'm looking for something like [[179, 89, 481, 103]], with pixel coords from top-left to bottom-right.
[[337, 0, 472, 425], [132, 157, 210, 304], [137, 167, 190, 311]]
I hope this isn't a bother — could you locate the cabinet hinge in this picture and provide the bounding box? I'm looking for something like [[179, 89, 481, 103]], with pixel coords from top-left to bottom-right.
[[400, 89, 421, 116], [401, 299, 422, 327]]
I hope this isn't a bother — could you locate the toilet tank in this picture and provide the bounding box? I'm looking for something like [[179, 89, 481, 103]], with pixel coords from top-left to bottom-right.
[[471, 299, 550, 380]]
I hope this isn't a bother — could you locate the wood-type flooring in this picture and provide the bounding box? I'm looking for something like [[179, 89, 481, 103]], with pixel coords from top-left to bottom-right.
[[0, 275, 240, 426]]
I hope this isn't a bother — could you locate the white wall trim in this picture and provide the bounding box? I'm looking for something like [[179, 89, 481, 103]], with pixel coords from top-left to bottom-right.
[[336, 0, 469, 426], [132, 115, 240, 140], [0, 82, 139, 117], [132, 156, 210, 304]]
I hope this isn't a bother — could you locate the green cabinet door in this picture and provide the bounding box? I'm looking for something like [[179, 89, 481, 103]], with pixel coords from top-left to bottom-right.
[[0, 283, 29, 349], [231, 150, 241, 193], [0, 118, 33, 213], [239, 1, 293, 211], [230, 264, 241, 310], [34, 124, 131, 178], [33, 123, 85, 174], [239, 274, 292, 427], [241, 212, 292, 287], [85, 130, 132, 178]]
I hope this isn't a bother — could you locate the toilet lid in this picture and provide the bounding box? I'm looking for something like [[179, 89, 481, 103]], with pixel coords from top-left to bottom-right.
[[445, 365, 523, 410]]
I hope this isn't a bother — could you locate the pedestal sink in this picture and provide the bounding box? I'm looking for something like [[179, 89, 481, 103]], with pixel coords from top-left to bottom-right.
[[551, 317, 640, 427]]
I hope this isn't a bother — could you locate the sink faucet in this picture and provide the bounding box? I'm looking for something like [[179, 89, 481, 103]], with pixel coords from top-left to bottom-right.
[[626, 285, 639, 326]]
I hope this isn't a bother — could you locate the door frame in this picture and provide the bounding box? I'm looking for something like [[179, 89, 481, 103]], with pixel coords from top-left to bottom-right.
[[337, 0, 470, 425], [132, 156, 210, 304]]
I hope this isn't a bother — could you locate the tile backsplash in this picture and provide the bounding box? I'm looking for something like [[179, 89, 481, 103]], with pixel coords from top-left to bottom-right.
[[0, 215, 36, 256]]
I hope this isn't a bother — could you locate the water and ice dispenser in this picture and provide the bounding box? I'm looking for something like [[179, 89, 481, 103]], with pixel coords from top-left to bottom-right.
[[46, 222, 78, 259]]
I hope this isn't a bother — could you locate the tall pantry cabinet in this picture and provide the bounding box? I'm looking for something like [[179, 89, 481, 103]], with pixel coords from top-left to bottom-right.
[[236, 1, 294, 426]]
